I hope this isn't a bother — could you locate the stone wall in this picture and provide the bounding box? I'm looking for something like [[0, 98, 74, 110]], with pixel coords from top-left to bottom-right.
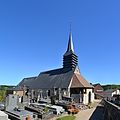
[[104, 100, 120, 120], [83, 89, 94, 104]]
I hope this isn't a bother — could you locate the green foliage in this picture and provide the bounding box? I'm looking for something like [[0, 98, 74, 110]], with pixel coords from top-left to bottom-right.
[[57, 115, 76, 120], [0, 85, 14, 90], [0, 85, 13, 102], [102, 84, 120, 90], [0, 90, 6, 102], [44, 106, 48, 112]]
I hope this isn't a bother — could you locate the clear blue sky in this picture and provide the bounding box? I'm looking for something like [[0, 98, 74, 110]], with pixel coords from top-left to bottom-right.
[[0, 0, 120, 85]]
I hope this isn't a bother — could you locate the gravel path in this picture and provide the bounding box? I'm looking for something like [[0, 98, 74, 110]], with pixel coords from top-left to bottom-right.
[[75, 100, 104, 120]]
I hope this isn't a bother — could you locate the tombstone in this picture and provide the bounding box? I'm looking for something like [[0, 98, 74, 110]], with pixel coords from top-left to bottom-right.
[[40, 90, 43, 100], [0, 111, 9, 120], [51, 96, 55, 105], [58, 88, 62, 100], [31, 90, 34, 100], [53, 87, 56, 96], [6, 94, 19, 111], [46, 90, 49, 99]]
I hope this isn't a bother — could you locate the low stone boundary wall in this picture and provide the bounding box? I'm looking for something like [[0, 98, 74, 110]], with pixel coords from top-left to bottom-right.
[[104, 100, 120, 120]]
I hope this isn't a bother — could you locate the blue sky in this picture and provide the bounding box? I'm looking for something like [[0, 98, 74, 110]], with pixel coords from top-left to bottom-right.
[[0, 0, 120, 85]]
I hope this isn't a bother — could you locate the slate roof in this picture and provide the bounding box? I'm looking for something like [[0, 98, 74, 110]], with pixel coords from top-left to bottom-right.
[[93, 83, 101, 86], [18, 68, 74, 89], [18, 68, 93, 90], [17, 77, 37, 88]]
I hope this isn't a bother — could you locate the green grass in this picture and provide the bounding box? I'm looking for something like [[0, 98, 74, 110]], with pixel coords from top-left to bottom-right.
[[57, 115, 76, 120]]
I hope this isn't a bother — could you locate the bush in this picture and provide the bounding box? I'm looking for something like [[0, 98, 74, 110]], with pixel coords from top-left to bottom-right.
[[0, 90, 6, 102]]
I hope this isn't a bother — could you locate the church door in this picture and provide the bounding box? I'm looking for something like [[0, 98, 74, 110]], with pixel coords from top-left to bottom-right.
[[88, 92, 91, 103]]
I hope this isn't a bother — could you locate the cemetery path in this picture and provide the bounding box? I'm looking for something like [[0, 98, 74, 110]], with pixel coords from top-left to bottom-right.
[[75, 100, 104, 120]]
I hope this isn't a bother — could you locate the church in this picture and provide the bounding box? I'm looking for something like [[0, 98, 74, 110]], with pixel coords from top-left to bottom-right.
[[17, 32, 94, 104]]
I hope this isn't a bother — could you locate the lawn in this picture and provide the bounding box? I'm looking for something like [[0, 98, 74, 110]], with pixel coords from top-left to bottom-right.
[[56, 115, 76, 120]]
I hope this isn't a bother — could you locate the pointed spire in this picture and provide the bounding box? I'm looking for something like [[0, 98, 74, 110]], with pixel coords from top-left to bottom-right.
[[67, 32, 74, 52], [63, 30, 78, 70]]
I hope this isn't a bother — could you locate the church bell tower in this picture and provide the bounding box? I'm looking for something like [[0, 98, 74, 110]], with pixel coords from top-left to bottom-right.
[[63, 32, 78, 70]]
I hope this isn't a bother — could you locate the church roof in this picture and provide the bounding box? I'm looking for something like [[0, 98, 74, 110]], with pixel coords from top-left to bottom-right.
[[18, 68, 74, 89], [71, 73, 93, 88], [17, 77, 37, 88], [18, 68, 93, 89]]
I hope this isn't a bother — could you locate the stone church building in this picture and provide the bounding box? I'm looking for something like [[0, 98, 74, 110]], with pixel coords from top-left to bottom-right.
[[17, 32, 94, 104]]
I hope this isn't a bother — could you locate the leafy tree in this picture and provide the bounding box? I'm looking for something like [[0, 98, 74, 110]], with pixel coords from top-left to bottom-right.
[[102, 84, 120, 90], [0, 90, 6, 102]]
